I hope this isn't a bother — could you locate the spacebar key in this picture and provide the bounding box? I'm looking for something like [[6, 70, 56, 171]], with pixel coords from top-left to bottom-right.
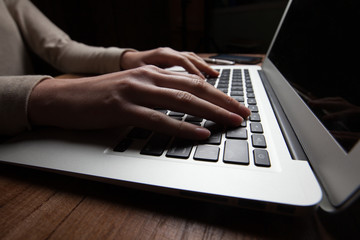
[[223, 140, 249, 165]]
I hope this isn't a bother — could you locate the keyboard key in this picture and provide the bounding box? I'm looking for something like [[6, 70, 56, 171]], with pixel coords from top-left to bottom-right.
[[194, 145, 220, 162], [249, 113, 261, 122], [220, 76, 229, 81], [233, 96, 245, 102], [203, 121, 223, 145], [207, 78, 217, 86], [231, 86, 243, 91], [170, 116, 183, 121], [246, 88, 254, 93], [155, 109, 168, 114], [217, 83, 229, 88], [247, 98, 257, 105], [188, 122, 202, 126], [218, 88, 228, 94], [254, 149, 270, 167], [168, 111, 185, 117], [204, 132, 222, 145], [141, 134, 171, 156], [185, 115, 203, 122], [250, 122, 263, 133], [230, 91, 244, 96], [226, 127, 247, 139], [248, 105, 258, 112], [166, 139, 193, 159], [222, 69, 230, 74], [223, 140, 249, 165], [114, 138, 132, 152], [231, 82, 243, 86], [252, 134, 267, 148]]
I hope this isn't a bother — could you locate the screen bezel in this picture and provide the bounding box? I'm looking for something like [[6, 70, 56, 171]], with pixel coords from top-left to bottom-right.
[[262, 0, 360, 209]]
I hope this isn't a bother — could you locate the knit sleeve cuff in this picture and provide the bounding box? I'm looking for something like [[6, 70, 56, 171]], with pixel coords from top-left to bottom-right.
[[0, 75, 51, 136]]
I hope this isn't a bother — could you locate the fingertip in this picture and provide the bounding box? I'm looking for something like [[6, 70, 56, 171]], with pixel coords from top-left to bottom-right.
[[194, 127, 211, 139], [201, 65, 219, 78], [244, 106, 252, 118], [211, 68, 220, 77], [229, 112, 244, 126], [175, 126, 210, 140]]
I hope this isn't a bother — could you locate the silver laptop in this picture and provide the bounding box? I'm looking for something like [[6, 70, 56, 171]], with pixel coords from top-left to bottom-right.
[[1, 0, 359, 215]]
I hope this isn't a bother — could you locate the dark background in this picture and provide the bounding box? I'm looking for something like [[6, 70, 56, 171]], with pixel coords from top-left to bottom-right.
[[31, 0, 287, 53], [29, 0, 287, 75]]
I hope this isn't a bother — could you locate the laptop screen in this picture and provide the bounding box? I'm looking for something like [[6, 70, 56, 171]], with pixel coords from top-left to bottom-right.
[[268, 0, 360, 152]]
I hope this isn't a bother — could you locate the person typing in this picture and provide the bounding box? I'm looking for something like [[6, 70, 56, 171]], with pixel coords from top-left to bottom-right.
[[0, 0, 250, 139]]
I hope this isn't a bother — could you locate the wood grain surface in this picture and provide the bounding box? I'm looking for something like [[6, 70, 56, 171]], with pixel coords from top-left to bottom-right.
[[1, 162, 359, 240]]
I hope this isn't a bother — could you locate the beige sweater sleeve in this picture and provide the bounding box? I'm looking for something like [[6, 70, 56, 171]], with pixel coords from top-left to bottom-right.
[[0, 75, 50, 136], [5, 0, 133, 74], [0, 0, 135, 136]]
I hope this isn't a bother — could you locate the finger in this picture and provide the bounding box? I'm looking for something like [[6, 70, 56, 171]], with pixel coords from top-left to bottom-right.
[[182, 52, 207, 65], [128, 83, 245, 127], [147, 65, 202, 78], [181, 52, 219, 77], [148, 70, 250, 118], [127, 106, 211, 140], [125, 66, 250, 120], [172, 55, 206, 79]]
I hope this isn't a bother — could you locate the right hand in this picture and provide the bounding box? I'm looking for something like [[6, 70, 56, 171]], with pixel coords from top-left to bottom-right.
[[28, 65, 250, 140], [120, 47, 219, 79]]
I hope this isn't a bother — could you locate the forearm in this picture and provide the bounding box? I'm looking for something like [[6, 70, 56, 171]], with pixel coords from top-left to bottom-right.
[[52, 42, 134, 74], [6, 0, 134, 75]]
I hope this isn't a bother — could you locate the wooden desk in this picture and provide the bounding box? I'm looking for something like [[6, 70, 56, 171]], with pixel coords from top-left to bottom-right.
[[1, 162, 360, 239], [1, 55, 359, 239]]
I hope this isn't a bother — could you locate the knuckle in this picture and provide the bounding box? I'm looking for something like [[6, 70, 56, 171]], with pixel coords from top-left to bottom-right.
[[156, 47, 170, 54], [160, 46, 171, 51], [190, 77, 206, 91], [226, 95, 237, 105], [173, 119, 185, 137], [136, 65, 151, 74], [145, 64, 159, 71], [118, 78, 137, 91], [176, 90, 193, 103], [213, 105, 224, 116], [178, 55, 188, 63], [134, 65, 159, 78], [149, 111, 165, 123], [102, 89, 125, 114], [217, 91, 237, 107]]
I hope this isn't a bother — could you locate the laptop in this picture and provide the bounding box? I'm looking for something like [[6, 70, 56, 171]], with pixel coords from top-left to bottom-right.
[[0, 0, 359, 215]]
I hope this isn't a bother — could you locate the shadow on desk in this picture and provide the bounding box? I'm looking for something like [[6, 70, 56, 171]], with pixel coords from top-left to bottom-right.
[[0, 162, 359, 239]]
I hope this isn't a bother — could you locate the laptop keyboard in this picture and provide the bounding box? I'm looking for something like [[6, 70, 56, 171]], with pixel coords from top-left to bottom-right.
[[113, 68, 271, 168]]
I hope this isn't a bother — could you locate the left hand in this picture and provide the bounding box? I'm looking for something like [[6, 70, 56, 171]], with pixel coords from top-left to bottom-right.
[[120, 47, 219, 79]]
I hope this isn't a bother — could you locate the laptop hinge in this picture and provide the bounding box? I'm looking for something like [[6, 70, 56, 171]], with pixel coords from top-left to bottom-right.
[[258, 70, 308, 160]]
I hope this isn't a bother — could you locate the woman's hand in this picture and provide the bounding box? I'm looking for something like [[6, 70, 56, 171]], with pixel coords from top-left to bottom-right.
[[28, 66, 250, 140], [120, 47, 219, 79]]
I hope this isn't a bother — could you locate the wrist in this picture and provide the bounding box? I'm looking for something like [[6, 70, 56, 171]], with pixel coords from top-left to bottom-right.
[[120, 50, 138, 70]]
